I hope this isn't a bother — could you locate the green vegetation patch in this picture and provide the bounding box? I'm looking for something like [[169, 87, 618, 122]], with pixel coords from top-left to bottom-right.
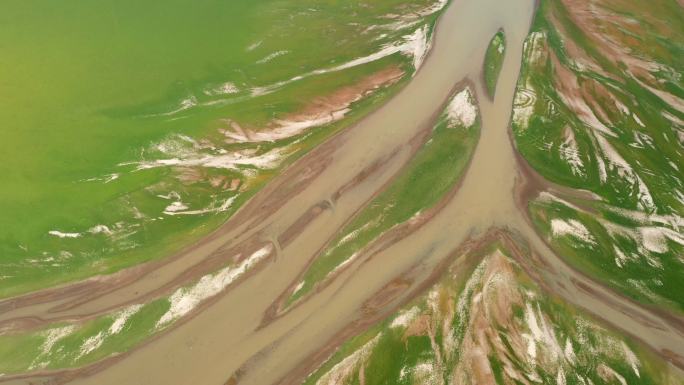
[[511, 0, 684, 313], [529, 192, 684, 312], [0, 0, 449, 298], [483, 29, 507, 98], [285, 87, 481, 307], [302, 246, 683, 385]]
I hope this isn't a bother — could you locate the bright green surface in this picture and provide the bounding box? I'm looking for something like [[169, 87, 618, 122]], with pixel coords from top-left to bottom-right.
[[0, 0, 450, 373], [302, 246, 682, 385], [0, 0, 444, 298], [512, 0, 684, 312]]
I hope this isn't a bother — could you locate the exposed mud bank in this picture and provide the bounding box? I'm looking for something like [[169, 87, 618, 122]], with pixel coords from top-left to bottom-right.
[[2, 0, 683, 383]]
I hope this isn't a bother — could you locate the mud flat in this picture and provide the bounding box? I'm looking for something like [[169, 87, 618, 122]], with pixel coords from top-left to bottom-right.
[[3, 0, 684, 383]]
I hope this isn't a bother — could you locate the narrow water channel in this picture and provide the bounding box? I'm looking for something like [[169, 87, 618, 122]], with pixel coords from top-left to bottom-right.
[[7, 0, 684, 383]]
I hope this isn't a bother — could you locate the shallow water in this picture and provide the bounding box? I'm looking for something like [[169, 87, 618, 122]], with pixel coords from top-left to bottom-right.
[[5, 0, 684, 383], [73, 0, 533, 382], [0, 0, 421, 299]]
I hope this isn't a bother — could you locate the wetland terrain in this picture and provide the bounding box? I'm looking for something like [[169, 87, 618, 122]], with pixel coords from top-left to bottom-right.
[[0, 0, 683, 384]]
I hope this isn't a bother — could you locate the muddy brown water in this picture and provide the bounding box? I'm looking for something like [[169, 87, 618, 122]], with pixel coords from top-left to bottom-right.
[[4, 0, 684, 383]]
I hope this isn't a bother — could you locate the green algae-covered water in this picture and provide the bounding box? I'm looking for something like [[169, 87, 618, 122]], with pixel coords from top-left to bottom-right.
[[0, 0, 440, 297]]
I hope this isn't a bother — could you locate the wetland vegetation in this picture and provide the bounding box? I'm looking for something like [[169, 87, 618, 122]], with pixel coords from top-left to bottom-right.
[[1, 0, 683, 383], [484, 29, 507, 98]]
